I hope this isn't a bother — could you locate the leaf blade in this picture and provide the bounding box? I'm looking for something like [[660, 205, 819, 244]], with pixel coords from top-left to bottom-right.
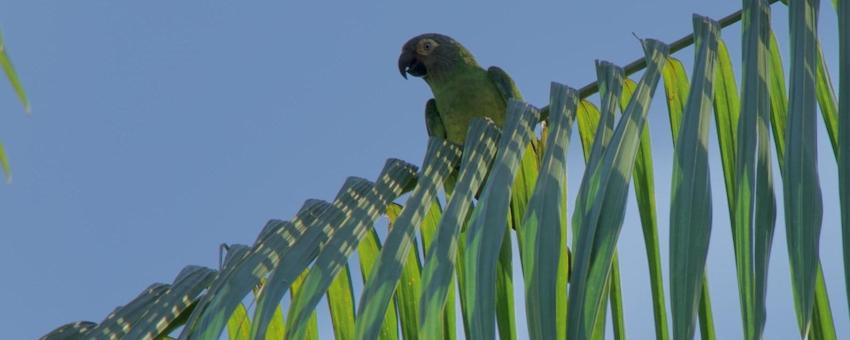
[[0, 30, 30, 112], [783, 0, 824, 334], [519, 83, 577, 340], [668, 15, 720, 340], [567, 39, 669, 340], [417, 119, 502, 339]]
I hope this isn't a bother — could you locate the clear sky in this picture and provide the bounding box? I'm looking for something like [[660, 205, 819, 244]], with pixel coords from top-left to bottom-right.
[[0, 1, 845, 339]]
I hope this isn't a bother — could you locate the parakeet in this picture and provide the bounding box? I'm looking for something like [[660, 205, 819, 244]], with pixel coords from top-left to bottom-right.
[[397, 33, 570, 282], [398, 33, 522, 145]]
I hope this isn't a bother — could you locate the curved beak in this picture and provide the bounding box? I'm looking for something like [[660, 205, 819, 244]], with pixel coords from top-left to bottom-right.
[[398, 51, 413, 79], [398, 50, 426, 79]]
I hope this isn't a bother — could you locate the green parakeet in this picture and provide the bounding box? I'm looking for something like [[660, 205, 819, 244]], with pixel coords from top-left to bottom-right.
[[397, 33, 571, 283], [398, 33, 522, 144]]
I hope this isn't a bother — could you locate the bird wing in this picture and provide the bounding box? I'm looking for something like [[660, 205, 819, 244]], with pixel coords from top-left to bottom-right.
[[424, 98, 447, 139], [487, 66, 523, 102]]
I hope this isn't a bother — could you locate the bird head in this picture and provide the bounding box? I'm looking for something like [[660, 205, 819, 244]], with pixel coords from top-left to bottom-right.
[[398, 33, 479, 81]]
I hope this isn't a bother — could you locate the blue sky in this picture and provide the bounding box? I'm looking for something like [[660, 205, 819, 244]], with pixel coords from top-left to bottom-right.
[[0, 1, 845, 339]]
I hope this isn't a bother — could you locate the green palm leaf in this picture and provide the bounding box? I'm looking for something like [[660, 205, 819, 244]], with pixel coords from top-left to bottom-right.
[[417, 119, 501, 339], [838, 0, 850, 324], [356, 226, 399, 340], [783, 0, 824, 335], [284, 140, 458, 339], [251, 159, 418, 339], [180, 201, 328, 338], [0, 29, 31, 183], [0, 30, 29, 113], [668, 15, 719, 340], [461, 101, 539, 340], [39, 2, 850, 339], [519, 82, 577, 340], [567, 39, 669, 339]]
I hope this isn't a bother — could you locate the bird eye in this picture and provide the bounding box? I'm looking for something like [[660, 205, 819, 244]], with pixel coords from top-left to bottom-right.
[[424, 42, 432, 50]]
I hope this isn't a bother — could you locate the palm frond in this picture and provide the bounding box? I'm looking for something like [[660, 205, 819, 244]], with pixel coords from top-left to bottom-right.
[[41, 1, 850, 339]]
